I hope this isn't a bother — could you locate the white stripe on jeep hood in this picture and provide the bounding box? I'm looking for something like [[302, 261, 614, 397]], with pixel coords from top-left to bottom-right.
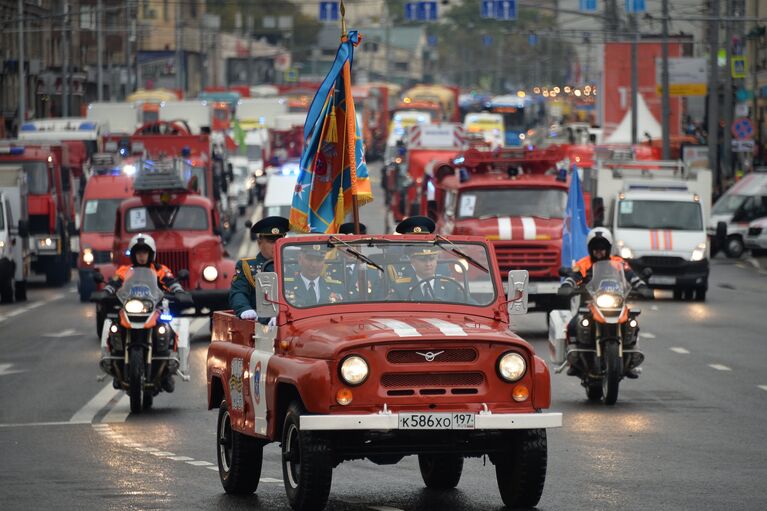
[[374, 319, 421, 337], [422, 318, 468, 336]]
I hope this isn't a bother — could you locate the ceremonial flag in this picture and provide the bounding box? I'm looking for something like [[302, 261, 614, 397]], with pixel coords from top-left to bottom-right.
[[290, 30, 372, 233], [561, 166, 590, 268]]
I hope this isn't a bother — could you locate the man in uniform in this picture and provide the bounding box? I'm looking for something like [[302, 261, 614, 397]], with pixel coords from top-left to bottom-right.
[[339, 222, 367, 235], [390, 245, 465, 302], [229, 216, 289, 319], [395, 215, 435, 235], [284, 245, 345, 306]]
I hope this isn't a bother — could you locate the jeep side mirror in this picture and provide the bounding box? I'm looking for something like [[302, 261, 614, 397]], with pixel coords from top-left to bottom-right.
[[506, 270, 529, 316], [255, 272, 279, 318], [716, 221, 727, 241], [592, 196, 605, 227], [18, 220, 29, 238], [177, 269, 190, 280], [558, 266, 571, 277]]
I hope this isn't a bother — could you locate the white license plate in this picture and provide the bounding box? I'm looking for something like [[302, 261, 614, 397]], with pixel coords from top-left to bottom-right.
[[398, 412, 475, 430], [649, 275, 676, 285]]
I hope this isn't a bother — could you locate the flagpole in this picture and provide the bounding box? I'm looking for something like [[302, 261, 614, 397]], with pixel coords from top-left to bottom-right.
[[339, 1, 362, 235]]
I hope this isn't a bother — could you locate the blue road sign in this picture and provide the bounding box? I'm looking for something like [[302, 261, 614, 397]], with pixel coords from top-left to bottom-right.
[[319, 2, 339, 22], [625, 0, 645, 13], [482, 34, 494, 47], [528, 33, 538, 46], [580, 0, 597, 12], [405, 2, 415, 21], [480, 0, 495, 18], [415, 1, 438, 21], [427, 35, 438, 47], [494, 0, 517, 20]]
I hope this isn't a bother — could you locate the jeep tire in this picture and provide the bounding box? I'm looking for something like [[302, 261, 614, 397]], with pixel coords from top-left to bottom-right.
[[418, 454, 463, 489], [217, 400, 263, 494], [494, 429, 548, 509], [281, 401, 333, 511]]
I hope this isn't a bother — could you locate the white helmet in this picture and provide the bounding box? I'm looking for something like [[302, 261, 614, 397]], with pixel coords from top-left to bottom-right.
[[586, 227, 613, 256], [128, 233, 157, 265]]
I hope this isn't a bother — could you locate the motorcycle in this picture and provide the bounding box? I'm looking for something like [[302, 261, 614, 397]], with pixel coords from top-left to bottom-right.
[[92, 267, 191, 413], [556, 260, 650, 405]]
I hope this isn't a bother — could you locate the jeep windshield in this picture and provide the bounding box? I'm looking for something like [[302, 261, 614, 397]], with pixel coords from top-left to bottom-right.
[[280, 240, 496, 308], [125, 205, 209, 232], [458, 188, 567, 219]]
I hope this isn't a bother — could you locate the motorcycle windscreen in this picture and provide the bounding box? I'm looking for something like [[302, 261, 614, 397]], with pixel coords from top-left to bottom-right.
[[586, 260, 629, 298], [116, 267, 163, 304]]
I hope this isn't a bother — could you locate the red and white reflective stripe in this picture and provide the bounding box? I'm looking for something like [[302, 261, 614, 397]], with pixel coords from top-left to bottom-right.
[[498, 217, 512, 240], [521, 217, 537, 240], [422, 318, 468, 336], [454, 126, 465, 147], [374, 318, 421, 337], [408, 126, 422, 147], [663, 230, 673, 250], [649, 229, 673, 250]]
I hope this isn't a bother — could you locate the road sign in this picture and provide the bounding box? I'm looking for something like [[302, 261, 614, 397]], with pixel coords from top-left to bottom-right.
[[580, 0, 597, 12], [625, 0, 645, 13], [406, 2, 438, 21], [427, 35, 438, 47], [732, 56, 747, 78], [494, 0, 517, 20], [655, 57, 707, 97], [284, 68, 299, 83], [731, 117, 754, 140], [480, 0, 495, 18], [318, 2, 339, 22], [482, 34, 493, 47], [405, 2, 415, 21], [732, 139, 755, 153], [528, 33, 538, 46]]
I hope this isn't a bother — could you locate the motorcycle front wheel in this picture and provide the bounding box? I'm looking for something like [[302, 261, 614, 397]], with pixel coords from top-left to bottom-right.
[[129, 348, 144, 414], [602, 341, 621, 405]]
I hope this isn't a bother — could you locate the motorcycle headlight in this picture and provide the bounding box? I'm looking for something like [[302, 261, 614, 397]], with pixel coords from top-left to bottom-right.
[[498, 352, 526, 382], [339, 355, 369, 386], [691, 242, 707, 261], [125, 299, 149, 314], [255, 168, 264, 177], [82, 248, 94, 265], [596, 294, 622, 308], [202, 265, 218, 282]]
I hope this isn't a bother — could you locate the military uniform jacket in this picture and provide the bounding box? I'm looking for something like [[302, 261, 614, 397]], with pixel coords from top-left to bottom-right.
[[284, 273, 345, 307], [389, 266, 465, 302], [229, 253, 271, 317]]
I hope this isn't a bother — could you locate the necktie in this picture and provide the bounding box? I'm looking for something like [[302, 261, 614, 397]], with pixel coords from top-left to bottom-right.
[[306, 281, 317, 305], [422, 280, 434, 299]]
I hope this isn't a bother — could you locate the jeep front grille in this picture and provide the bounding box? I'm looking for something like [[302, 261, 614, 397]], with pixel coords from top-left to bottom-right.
[[387, 348, 477, 364], [381, 372, 484, 388]]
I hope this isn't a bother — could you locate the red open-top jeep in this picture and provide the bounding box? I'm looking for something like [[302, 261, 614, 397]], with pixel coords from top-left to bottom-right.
[[207, 234, 561, 510]]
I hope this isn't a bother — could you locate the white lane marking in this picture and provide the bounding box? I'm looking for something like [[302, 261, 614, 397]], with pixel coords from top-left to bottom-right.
[[43, 328, 79, 338], [669, 347, 690, 354], [0, 294, 65, 323], [497, 217, 512, 240], [260, 477, 283, 483], [186, 460, 214, 466], [0, 420, 89, 428], [369, 507, 406, 511], [639, 332, 656, 339], [521, 217, 536, 240], [422, 318, 467, 336], [736, 263, 746, 269], [709, 364, 732, 371], [136, 447, 160, 452], [169, 456, 194, 461], [150, 451, 176, 457], [69, 383, 120, 423], [373, 319, 421, 337], [758, 385, 767, 392], [0, 363, 25, 376], [102, 395, 130, 423], [207, 466, 220, 471], [190, 317, 208, 335], [745, 257, 760, 269], [650, 305, 659, 311]]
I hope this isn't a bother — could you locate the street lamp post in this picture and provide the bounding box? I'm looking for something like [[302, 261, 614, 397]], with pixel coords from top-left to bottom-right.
[[18, 0, 25, 129]]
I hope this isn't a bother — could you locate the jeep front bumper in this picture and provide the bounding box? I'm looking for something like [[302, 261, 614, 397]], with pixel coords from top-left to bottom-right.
[[301, 412, 562, 431]]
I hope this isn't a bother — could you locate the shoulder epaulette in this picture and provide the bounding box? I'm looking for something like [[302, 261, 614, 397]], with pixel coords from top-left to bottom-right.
[[324, 277, 342, 284], [284, 277, 296, 282]]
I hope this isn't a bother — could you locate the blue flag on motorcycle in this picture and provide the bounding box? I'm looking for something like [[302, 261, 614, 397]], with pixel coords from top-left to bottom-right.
[[561, 166, 590, 268]]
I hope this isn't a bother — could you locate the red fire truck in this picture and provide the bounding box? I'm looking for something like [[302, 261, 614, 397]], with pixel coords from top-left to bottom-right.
[[207, 234, 561, 511], [431, 146, 589, 315], [0, 144, 74, 286], [101, 160, 235, 334]]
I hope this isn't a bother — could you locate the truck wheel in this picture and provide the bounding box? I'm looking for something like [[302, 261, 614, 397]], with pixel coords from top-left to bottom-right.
[[673, 289, 682, 300], [282, 401, 333, 511], [45, 256, 66, 286], [694, 287, 707, 302], [585, 382, 603, 401], [79, 273, 96, 302], [142, 390, 154, 410], [14, 280, 27, 302], [725, 236, 745, 258], [217, 400, 263, 494], [418, 454, 463, 489], [495, 429, 548, 509], [0, 277, 12, 304], [129, 348, 144, 414], [602, 341, 621, 406]]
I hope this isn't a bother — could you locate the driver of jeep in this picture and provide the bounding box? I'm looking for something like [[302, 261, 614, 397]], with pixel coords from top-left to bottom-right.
[[390, 246, 464, 302], [283, 246, 344, 306]]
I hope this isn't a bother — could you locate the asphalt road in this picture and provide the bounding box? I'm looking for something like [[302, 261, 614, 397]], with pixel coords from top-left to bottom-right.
[[1, 162, 766, 510]]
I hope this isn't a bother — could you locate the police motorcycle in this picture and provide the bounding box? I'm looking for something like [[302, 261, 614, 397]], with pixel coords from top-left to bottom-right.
[[556, 260, 649, 405], [92, 268, 191, 413]]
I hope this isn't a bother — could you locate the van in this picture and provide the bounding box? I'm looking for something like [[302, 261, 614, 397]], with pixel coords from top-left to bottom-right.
[[708, 172, 767, 258]]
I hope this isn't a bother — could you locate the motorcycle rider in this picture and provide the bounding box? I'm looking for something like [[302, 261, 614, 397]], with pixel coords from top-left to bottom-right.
[[560, 227, 652, 378], [104, 233, 190, 392]]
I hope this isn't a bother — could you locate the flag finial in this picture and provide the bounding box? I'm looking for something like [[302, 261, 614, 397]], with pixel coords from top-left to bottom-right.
[[340, 1, 347, 37]]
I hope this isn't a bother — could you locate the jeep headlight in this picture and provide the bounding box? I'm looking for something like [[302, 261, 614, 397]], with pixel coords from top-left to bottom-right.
[[498, 352, 526, 382], [691, 242, 707, 262], [339, 355, 369, 386], [596, 293, 622, 308], [202, 265, 218, 282], [125, 299, 149, 314], [82, 248, 94, 265]]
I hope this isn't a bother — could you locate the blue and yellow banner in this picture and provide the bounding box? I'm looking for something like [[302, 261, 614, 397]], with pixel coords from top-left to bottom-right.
[[290, 30, 372, 233]]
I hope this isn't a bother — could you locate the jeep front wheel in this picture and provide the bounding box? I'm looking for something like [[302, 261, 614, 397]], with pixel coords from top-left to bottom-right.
[[494, 429, 548, 509], [418, 453, 463, 489], [281, 401, 333, 511], [217, 400, 263, 494]]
